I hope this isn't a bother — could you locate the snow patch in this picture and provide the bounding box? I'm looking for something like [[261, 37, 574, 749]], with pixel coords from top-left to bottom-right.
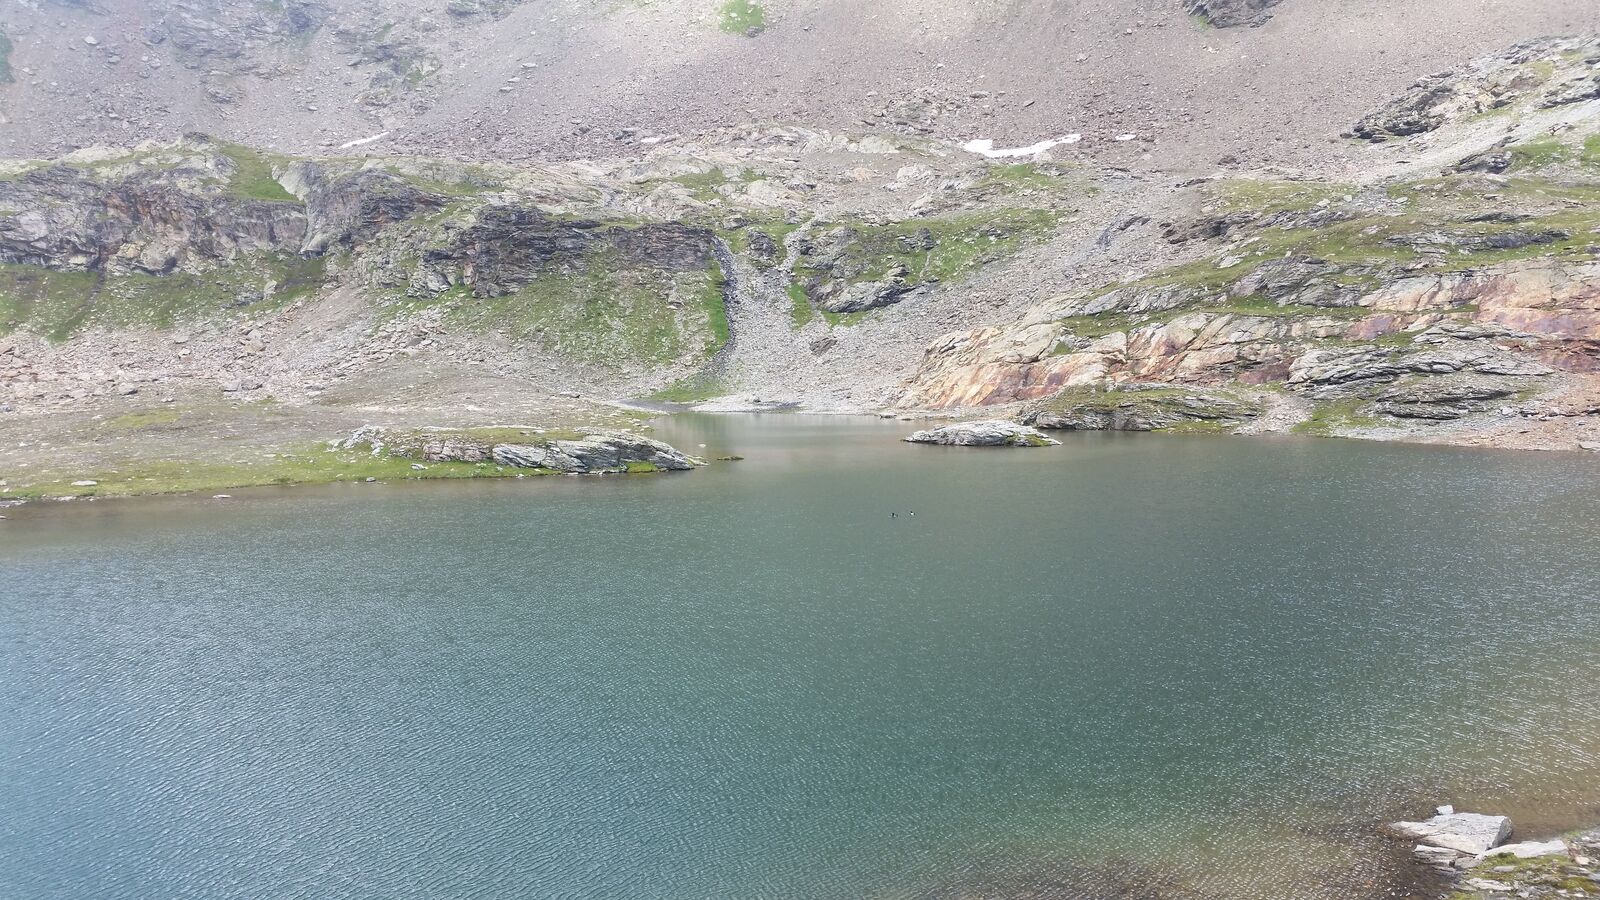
[[338, 131, 391, 150], [962, 134, 1081, 158]]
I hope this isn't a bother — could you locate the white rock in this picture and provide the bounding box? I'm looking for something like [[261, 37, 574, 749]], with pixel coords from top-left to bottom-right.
[[1437, 804, 1455, 816], [905, 420, 1060, 447], [83, 35, 99, 46], [71, 480, 98, 487], [1481, 839, 1566, 860], [1388, 813, 1513, 855]]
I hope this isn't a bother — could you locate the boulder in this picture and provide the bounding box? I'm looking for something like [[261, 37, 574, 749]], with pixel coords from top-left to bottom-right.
[[1184, 0, 1284, 27], [904, 420, 1060, 447], [1388, 812, 1513, 854], [1483, 839, 1566, 860]]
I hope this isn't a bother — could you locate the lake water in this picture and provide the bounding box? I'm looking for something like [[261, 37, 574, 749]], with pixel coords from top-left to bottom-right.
[[4, 415, 1600, 899]]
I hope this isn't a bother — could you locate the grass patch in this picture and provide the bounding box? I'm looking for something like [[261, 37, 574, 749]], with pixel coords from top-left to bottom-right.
[[650, 376, 727, 403], [701, 257, 730, 354], [798, 208, 1059, 291], [102, 409, 182, 431], [0, 254, 328, 340], [718, 0, 765, 34], [788, 281, 813, 328], [1210, 179, 1347, 215], [5, 447, 544, 500], [1291, 397, 1389, 437], [215, 142, 297, 202], [667, 167, 761, 202], [1583, 134, 1600, 169], [979, 163, 1084, 196], [1507, 135, 1573, 172], [389, 246, 724, 369]]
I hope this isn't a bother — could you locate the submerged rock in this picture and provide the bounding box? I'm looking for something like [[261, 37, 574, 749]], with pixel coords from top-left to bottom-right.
[[1388, 812, 1513, 854], [904, 420, 1060, 447]]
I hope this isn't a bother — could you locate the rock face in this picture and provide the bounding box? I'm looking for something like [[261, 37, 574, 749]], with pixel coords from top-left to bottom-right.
[[904, 421, 1060, 447], [1023, 387, 1261, 432], [1352, 36, 1600, 141], [279, 163, 447, 253], [414, 205, 716, 298], [1387, 812, 1514, 854], [345, 428, 701, 473], [0, 152, 308, 274], [897, 254, 1579, 438], [1183, 0, 1285, 28]]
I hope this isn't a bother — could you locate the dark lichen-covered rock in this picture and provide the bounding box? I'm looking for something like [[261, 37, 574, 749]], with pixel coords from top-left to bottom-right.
[[1228, 256, 1363, 308], [280, 163, 446, 253], [1184, 0, 1284, 28], [0, 153, 308, 274], [417, 205, 717, 297], [1351, 36, 1600, 142], [1374, 374, 1525, 419]]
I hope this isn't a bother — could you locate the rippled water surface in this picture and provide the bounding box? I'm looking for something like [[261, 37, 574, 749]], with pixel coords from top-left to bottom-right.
[[4, 415, 1600, 899]]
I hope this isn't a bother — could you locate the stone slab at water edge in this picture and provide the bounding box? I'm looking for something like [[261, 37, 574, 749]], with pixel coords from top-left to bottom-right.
[[903, 421, 1060, 447], [1387, 811, 1513, 854]]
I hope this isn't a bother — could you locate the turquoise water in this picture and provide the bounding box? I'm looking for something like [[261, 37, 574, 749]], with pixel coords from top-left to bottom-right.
[[3, 415, 1600, 899]]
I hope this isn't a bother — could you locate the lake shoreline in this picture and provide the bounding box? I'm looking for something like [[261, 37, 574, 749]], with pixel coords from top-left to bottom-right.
[[6, 404, 1599, 505]]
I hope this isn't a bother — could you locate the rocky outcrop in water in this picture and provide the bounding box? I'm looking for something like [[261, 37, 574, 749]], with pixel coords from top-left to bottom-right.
[[1389, 811, 1514, 855], [904, 421, 1059, 447], [344, 427, 702, 473]]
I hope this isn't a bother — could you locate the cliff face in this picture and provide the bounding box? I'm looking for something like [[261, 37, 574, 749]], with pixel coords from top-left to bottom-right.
[[0, 155, 307, 273]]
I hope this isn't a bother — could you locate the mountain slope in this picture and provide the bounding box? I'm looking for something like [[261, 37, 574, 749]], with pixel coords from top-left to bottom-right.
[[1, 0, 1596, 173]]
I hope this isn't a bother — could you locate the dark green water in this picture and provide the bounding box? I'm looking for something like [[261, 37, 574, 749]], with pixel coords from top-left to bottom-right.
[[4, 415, 1600, 899]]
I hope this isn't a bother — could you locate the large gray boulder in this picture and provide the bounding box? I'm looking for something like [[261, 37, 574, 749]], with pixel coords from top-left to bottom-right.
[[904, 420, 1060, 447], [1387, 812, 1513, 854]]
